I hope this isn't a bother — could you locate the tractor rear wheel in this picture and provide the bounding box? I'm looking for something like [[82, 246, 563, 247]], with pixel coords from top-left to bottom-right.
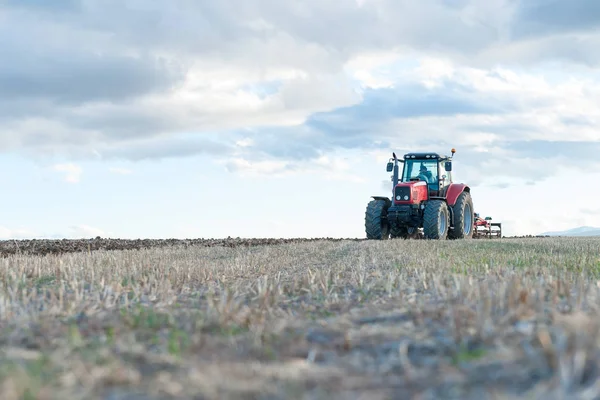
[[423, 200, 449, 239], [365, 199, 390, 240], [449, 191, 474, 239]]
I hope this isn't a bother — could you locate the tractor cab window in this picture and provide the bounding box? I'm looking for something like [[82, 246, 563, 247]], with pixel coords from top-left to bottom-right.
[[402, 159, 439, 188]]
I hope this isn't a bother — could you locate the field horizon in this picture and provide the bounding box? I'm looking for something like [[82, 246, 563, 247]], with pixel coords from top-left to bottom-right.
[[0, 234, 563, 258]]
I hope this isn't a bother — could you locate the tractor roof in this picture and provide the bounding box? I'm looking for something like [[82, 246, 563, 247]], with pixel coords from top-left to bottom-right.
[[403, 152, 442, 160]]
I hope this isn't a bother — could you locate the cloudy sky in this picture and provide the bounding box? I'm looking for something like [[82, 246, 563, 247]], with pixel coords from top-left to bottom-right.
[[1, 0, 600, 239]]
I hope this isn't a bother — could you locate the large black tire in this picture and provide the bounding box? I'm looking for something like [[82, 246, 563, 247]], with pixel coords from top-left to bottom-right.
[[423, 200, 449, 239], [365, 199, 390, 240], [449, 191, 474, 239]]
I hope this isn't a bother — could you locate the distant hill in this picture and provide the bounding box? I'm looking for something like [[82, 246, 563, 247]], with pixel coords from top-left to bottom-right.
[[539, 226, 600, 237]]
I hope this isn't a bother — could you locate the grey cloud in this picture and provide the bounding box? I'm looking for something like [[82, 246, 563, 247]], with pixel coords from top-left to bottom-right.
[[230, 78, 525, 166], [489, 35, 600, 67], [6, 1, 600, 75], [309, 82, 513, 123], [257, 0, 503, 59], [0, 99, 57, 122], [560, 116, 596, 127], [0, 40, 183, 104], [0, 3, 186, 109], [66, 108, 182, 140], [7, 0, 595, 76], [251, 82, 512, 159], [239, 123, 391, 163], [272, 81, 516, 153], [511, 0, 600, 39]]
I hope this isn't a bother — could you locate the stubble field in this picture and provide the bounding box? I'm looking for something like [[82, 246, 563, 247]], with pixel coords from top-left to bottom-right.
[[1, 237, 600, 399]]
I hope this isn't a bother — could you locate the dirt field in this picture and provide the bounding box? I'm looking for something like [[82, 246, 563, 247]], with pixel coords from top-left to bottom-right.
[[0, 237, 358, 257], [1, 237, 600, 399]]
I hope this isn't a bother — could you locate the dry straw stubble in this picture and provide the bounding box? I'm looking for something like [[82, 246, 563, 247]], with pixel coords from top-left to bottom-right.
[[0, 237, 600, 399]]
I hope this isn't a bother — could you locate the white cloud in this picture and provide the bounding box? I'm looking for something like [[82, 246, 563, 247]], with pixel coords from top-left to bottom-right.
[[414, 57, 456, 88], [53, 163, 82, 183], [222, 154, 365, 183], [235, 138, 254, 148]]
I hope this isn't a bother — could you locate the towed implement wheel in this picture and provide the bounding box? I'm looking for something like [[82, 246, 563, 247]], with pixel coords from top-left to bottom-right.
[[449, 191, 474, 239], [365, 199, 390, 240], [423, 200, 449, 239]]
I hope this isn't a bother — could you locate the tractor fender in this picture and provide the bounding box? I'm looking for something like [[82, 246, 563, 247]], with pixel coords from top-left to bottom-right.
[[370, 196, 391, 208], [444, 184, 470, 206]]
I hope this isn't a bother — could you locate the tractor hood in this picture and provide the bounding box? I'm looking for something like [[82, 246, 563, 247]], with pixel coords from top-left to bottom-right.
[[393, 180, 428, 203]]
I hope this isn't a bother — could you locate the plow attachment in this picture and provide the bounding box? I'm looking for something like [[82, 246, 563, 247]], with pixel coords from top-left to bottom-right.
[[473, 216, 502, 239]]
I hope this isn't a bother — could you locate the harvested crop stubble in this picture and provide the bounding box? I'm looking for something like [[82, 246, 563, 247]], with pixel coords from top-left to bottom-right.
[[1, 237, 600, 399]]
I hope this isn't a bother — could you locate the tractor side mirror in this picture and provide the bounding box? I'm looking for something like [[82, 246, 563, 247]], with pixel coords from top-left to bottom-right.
[[485, 217, 492, 221], [444, 161, 452, 171], [386, 162, 393, 172]]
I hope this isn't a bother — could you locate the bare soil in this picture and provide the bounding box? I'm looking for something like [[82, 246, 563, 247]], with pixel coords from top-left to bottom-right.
[[0, 237, 360, 257], [1, 237, 600, 399]]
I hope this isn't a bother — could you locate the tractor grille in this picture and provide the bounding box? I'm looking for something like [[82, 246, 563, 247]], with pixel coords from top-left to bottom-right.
[[394, 186, 411, 201]]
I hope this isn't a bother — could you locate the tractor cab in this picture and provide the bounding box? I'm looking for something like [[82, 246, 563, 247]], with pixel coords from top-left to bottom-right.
[[397, 152, 453, 196]]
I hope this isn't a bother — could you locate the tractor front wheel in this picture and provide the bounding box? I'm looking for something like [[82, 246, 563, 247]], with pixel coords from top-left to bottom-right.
[[365, 199, 390, 240], [449, 191, 474, 239], [423, 200, 449, 239]]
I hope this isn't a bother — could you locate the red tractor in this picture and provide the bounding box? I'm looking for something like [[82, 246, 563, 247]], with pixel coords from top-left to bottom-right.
[[365, 148, 474, 240]]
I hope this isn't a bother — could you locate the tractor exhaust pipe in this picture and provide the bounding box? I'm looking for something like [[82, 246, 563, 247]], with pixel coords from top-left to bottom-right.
[[386, 152, 401, 195], [392, 152, 399, 189]]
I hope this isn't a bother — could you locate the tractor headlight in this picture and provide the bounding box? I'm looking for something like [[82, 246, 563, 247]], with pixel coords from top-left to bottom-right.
[[404, 195, 409, 200], [396, 195, 401, 200]]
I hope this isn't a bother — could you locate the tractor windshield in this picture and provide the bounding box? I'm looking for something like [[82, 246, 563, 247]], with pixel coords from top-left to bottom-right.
[[402, 159, 439, 187]]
